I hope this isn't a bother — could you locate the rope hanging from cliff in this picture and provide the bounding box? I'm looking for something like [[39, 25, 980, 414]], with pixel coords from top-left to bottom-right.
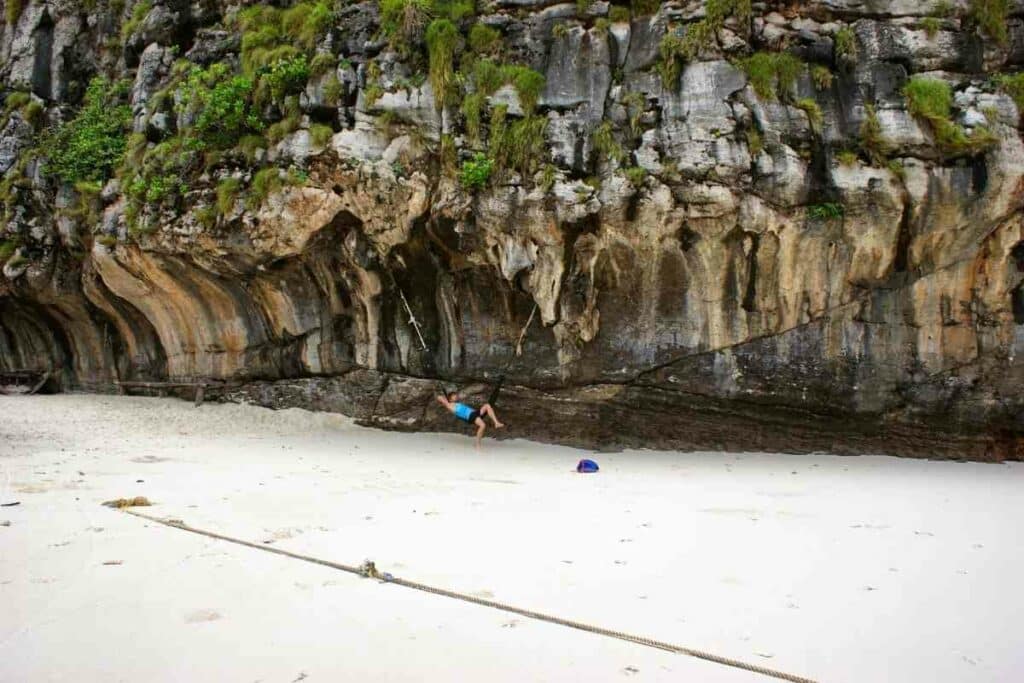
[[116, 508, 818, 683], [397, 285, 429, 353], [514, 302, 538, 359]]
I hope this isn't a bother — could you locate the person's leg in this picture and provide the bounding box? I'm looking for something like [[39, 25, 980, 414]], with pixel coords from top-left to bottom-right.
[[474, 417, 487, 450], [480, 403, 504, 428]]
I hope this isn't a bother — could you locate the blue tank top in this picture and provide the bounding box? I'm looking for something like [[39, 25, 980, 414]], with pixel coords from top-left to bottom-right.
[[453, 402, 475, 422]]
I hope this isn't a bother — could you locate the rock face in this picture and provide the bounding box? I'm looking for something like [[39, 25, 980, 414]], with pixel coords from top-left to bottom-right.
[[1, 1, 1023, 460]]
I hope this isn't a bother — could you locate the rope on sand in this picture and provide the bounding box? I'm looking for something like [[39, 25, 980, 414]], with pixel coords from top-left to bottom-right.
[[118, 508, 817, 683]]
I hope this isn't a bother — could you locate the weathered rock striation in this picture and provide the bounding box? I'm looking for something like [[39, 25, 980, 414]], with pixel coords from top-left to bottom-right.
[[1, 0, 1023, 459]]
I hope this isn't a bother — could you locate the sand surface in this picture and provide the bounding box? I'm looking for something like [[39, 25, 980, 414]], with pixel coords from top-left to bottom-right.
[[1, 394, 1022, 682]]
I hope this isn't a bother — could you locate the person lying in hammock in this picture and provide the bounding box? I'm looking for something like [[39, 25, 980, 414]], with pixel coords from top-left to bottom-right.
[[436, 391, 505, 449]]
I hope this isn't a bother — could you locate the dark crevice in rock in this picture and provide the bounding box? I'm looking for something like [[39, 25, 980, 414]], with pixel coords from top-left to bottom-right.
[[741, 232, 760, 313], [32, 12, 54, 100], [677, 225, 700, 252], [1010, 240, 1024, 272], [1012, 282, 1024, 324], [893, 197, 913, 274], [971, 155, 989, 195]]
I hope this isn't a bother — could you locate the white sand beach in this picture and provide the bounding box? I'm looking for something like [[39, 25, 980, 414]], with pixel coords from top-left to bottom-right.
[[1, 394, 1022, 682]]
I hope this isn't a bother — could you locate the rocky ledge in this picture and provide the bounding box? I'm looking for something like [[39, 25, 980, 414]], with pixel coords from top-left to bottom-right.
[[1, 0, 1023, 459]]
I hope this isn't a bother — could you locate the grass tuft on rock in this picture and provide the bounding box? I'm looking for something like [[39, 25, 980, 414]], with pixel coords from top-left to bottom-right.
[[903, 76, 998, 157], [968, 0, 1010, 45], [426, 19, 461, 111], [740, 52, 804, 102]]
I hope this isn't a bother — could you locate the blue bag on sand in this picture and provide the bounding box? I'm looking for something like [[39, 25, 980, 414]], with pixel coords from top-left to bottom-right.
[[576, 459, 599, 473]]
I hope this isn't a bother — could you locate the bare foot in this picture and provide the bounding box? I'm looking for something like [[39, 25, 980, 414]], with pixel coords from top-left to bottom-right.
[[495, 422, 505, 429]]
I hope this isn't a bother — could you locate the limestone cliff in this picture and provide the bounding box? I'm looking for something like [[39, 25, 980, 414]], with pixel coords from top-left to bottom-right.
[[1, 0, 1023, 459]]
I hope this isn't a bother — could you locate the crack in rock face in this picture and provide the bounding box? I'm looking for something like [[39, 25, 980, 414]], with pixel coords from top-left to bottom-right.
[[1, 0, 1022, 459]]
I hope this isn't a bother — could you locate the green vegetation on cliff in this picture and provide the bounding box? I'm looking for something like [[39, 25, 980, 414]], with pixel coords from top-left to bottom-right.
[[177, 63, 264, 149], [903, 76, 998, 157], [968, 0, 1010, 45], [459, 152, 493, 189], [740, 52, 803, 101], [45, 78, 132, 184], [658, 0, 752, 88]]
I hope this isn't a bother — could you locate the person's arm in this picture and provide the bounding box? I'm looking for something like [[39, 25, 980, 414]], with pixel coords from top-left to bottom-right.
[[436, 395, 453, 412]]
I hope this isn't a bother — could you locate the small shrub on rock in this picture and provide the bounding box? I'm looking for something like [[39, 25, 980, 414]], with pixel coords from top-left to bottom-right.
[[459, 152, 494, 189]]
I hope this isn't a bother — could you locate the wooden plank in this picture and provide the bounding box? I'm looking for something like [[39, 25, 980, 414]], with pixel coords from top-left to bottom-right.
[[27, 372, 50, 396]]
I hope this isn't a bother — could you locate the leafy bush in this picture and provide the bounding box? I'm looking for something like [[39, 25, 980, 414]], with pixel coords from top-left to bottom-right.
[[740, 52, 804, 101], [46, 77, 132, 183], [176, 63, 263, 149], [968, 0, 1010, 45], [808, 202, 844, 220], [258, 54, 311, 103], [459, 152, 494, 189], [922, 16, 942, 38]]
